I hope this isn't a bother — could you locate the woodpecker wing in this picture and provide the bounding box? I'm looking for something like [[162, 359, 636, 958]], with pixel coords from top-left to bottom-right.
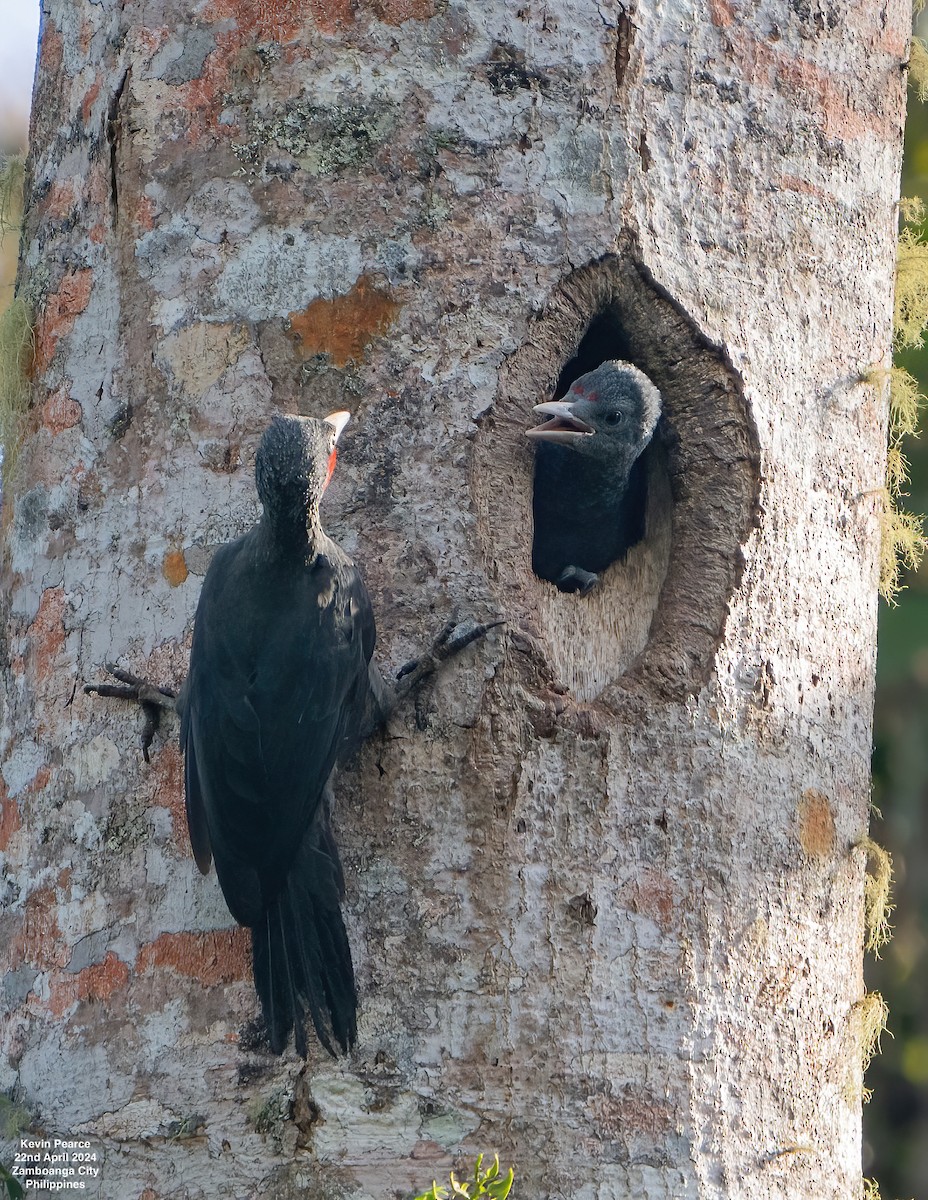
[[179, 532, 374, 928]]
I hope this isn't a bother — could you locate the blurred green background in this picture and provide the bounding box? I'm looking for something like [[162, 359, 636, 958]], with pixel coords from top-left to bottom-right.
[[866, 63, 928, 1200], [0, 9, 927, 1199]]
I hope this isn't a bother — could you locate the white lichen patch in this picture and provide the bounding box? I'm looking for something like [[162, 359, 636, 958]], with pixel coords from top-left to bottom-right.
[[74, 1097, 175, 1141], [71, 734, 121, 792], [155, 323, 251, 398], [214, 228, 362, 321], [310, 1074, 421, 1159], [1, 739, 47, 797], [17, 1035, 136, 1129], [62, 801, 101, 850], [420, 1104, 481, 1148], [136, 999, 189, 1072]]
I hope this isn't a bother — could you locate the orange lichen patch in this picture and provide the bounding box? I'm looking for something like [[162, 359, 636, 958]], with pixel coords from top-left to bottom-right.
[[77, 951, 130, 1000], [33, 269, 94, 376], [707, 0, 735, 26], [618, 869, 675, 932], [289, 276, 400, 367], [28, 587, 67, 682], [47, 952, 131, 1017], [41, 179, 81, 223], [48, 978, 85, 1018], [13, 887, 69, 971], [175, 31, 243, 143], [776, 174, 828, 199], [162, 549, 189, 587], [26, 765, 51, 795], [799, 788, 836, 857], [132, 25, 170, 57], [371, 0, 435, 22], [144, 742, 187, 850], [41, 386, 82, 435], [138, 928, 251, 987], [308, 0, 357, 32], [74, 469, 104, 513], [204, 0, 307, 41], [78, 17, 93, 56], [88, 164, 111, 212], [0, 780, 21, 852], [38, 19, 63, 76], [133, 193, 157, 233], [738, 38, 897, 142], [81, 79, 101, 125]]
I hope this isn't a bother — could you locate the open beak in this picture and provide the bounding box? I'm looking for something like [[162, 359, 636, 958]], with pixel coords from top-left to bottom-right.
[[525, 400, 594, 446], [323, 410, 351, 443]]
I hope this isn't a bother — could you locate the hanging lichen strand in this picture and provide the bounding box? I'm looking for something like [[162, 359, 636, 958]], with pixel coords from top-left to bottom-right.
[[872, 197, 928, 600], [0, 154, 32, 486]]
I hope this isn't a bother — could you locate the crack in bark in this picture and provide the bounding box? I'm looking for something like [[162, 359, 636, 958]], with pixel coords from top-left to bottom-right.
[[106, 70, 129, 226], [614, 9, 634, 91]]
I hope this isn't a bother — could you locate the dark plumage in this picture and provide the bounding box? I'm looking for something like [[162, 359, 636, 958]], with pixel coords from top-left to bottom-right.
[[83, 412, 505, 1053], [177, 412, 370, 1056], [527, 360, 661, 593]]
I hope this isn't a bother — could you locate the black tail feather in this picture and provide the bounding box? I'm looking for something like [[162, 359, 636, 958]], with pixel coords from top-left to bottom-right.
[[251, 837, 356, 1057]]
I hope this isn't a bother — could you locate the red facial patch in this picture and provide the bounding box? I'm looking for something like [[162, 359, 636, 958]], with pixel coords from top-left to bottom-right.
[[324, 448, 337, 491]]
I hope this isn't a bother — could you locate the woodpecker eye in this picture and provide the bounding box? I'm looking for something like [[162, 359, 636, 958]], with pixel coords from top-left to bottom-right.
[[603, 410, 623, 425]]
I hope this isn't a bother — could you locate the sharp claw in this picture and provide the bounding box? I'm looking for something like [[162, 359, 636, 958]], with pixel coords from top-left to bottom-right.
[[84, 683, 136, 700], [433, 617, 458, 648], [84, 663, 178, 762], [140, 702, 161, 763], [442, 618, 506, 656], [392, 616, 505, 696], [555, 567, 599, 594], [104, 663, 143, 687]]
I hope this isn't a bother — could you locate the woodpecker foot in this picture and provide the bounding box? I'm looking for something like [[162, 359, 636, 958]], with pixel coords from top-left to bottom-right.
[[84, 663, 178, 762], [395, 617, 505, 697], [555, 566, 599, 594]]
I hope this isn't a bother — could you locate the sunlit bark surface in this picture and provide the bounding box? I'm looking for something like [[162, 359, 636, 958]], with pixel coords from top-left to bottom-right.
[[0, 1, 908, 1197]]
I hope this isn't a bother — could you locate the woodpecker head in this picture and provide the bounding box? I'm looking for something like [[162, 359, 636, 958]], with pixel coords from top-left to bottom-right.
[[526, 361, 661, 477], [256, 411, 350, 534]]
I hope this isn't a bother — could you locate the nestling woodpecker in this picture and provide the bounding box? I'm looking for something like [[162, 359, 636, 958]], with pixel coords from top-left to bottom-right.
[[178, 411, 369, 1057], [527, 360, 661, 593]]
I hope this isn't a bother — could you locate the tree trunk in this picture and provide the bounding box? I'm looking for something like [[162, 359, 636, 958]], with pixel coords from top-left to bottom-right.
[[0, 2, 907, 1198]]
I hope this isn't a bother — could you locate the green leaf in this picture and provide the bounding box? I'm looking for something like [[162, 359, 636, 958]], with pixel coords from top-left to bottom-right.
[[487, 1168, 514, 1200], [414, 1154, 513, 1200], [0, 1161, 24, 1200], [412, 1184, 448, 1200]]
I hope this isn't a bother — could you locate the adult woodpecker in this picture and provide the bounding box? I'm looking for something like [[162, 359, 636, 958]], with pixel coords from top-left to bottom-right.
[[526, 360, 661, 593], [178, 411, 367, 1056], [85, 411, 500, 1057]]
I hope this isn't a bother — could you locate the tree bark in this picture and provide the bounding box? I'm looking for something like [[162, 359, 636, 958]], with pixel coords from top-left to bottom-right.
[[0, 2, 907, 1198]]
